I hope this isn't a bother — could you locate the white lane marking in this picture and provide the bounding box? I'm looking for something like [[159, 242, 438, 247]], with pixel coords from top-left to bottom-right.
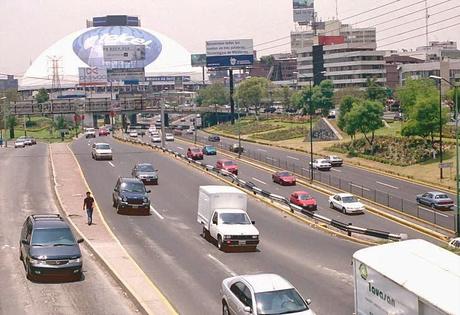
[[302, 168, 310, 171], [150, 206, 164, 219], [252, 177, 267, 185], [350, 183, 370, 191], [177, 146, 184, 150], [207, 254, 237, 277], [376, 181, 398, 189], [287, 155, 299, 161], [266, 157, 275, 161], [108, 161, 115, 168], [257, 148, 267, 152], [418, 206, 449, 217], [331, 168, 342, 173]]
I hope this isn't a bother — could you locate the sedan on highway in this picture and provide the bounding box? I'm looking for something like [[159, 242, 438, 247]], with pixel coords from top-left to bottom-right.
[[113, 177, 151, 215], [151, 133, 161, 143], [202, 145, 217, 155], [98, 128, 109, 136], [272, 171, 296, 186], [129, 130, 138, 138], [216, 159, 238, 175], [325, 155, 343, 167], [84, 128, 96, 138], [290, 191, 317, 211], [165, 133, 174, 141], [187, 147, 204, 160], [15, 139, 26, 148], [310, 159, 331, 171], [329, 193, 365, 214], [221, 273, 316, 315], [208, 135, 220, 142], [416, 192, 454, 210], [132, 163, 159, 185], [91, 143, 113, 160]]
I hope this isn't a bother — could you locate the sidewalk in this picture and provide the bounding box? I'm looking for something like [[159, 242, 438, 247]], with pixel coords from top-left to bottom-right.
[[49, 143, 176, 315]]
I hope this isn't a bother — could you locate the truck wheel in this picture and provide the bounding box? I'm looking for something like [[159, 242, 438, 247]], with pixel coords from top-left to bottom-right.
[[217, 235, 226, 251], [202, 227, 210, 241]]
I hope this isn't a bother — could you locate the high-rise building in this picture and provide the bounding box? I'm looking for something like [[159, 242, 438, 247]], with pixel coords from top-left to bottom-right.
[[0, 75, 18, 91]]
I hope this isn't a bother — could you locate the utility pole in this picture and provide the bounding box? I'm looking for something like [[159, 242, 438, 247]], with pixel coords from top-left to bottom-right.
[[160, 92, 166, 148], [23, 115, 27, 136], [229, 69, 235, 124]]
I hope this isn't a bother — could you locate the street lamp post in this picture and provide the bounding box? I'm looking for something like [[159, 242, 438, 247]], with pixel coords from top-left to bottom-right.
[[0, 96, 6, 146], [430, 75, 444, 179], [237, 101, 242, 158]]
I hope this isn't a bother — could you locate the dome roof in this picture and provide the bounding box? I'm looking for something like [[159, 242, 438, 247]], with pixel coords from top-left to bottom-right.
[[21, 26, 198, 89]]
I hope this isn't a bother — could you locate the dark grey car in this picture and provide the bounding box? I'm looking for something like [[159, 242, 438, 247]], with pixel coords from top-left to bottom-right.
[[113, 177, 151, 215], [19, 214, 84, 281], [416, 191, 454, 210], [132, 163, 159, 185]]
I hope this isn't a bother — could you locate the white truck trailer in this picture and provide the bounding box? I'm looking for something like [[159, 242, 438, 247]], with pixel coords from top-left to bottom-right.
[[353, 239, 460, 315], [197, 185, 259, 251]]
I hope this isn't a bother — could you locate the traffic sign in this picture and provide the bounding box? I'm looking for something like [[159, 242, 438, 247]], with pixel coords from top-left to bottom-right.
[[439, 162, 453, 169]]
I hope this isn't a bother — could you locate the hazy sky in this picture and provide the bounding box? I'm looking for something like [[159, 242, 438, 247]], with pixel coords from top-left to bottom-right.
[[1, 0, 459, 76]]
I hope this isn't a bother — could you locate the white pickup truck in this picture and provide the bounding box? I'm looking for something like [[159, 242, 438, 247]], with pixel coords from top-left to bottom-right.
[[197, 186, 259, 252]]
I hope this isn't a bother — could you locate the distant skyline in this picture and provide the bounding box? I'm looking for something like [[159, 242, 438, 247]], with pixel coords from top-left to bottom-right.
[[1, 0, 459, 76]]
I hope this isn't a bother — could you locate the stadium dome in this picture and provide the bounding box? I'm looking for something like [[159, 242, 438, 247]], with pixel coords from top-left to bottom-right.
[[21, 26, 199, 89]]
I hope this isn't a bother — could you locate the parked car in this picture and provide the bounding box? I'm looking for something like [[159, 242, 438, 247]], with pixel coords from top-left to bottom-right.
[[15, 139, 26, 148], [151, 133, 161, 143], [202, 145, 217, 155], [416, 192, 454, 210], [208, 135, 220, 142], [98, 128, 109, 136], [221, 273, 316, 315], [448, 237, 460, 249], [129, 130, 138, 138], [229, 143, 244, 153], [325, 155, 343, 167], [272, 171, 296, 186], [327, 110, 336, 119], [84, 128, 96, 138], [329, 193, 365, 214], [132, 163, 159, 185], [310, 159, 331, 171], [186, 128, 194, 135], [148, 127, 156, 134], [290, 191, 317, 211], [19, 136, 33, 145], [165, 133, 174, 141], [187, 147, 204, 160], [19, 214, 84, 281], [112, 177, 151, 215], [91, 143, 113, 160], [216, 159, 238, 175]]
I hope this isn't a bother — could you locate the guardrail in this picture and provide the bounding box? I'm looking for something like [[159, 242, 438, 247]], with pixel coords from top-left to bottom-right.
[[115, 134, 406, 242]]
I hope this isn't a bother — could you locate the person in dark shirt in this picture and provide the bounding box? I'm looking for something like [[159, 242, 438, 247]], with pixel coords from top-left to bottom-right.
[[83, 191, 95, 225]]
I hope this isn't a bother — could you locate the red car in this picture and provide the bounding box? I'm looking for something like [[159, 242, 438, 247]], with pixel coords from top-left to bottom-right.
[[187, 147, 203, 160], [290, 191, 317, 211], [216, 159, 238, 175], [272, 171, 296, 186], [98, 128, 109, 136]]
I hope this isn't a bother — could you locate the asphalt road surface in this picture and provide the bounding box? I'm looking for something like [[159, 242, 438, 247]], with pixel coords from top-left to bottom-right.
[[0, 143, 138, 315], [72, 136, 365, 315]]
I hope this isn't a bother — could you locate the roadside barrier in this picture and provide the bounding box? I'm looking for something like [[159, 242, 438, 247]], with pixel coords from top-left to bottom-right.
[[115, 134, 406, 242]]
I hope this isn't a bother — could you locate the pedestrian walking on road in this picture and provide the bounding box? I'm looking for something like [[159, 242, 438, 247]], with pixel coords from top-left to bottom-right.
[[83, 191, 95, 225]]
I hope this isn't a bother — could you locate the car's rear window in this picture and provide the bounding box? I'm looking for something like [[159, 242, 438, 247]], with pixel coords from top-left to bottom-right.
[[138, 165, 154, 172], [31, 228, 75, 245], [278, 172, 290, 176]]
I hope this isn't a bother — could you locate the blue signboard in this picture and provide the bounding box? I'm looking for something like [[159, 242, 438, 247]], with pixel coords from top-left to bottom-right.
[[206, 55, 254, 68], [124, 80, 139, 85]]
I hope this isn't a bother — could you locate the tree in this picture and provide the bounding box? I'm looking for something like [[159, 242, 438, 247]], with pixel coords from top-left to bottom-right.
[[337, 96, 358, 131], [366, 78, 387, 104], [333, 87, 365, 105], [315, 80, 335, 116], [196, 83, 229, 106], [401, 95, 449, 143], [344, 100, 384, 151], [6, 115, 17, 139], [396, 78, 437, 115], [235, 77, 270, 119], [35, 88, 49, 104], [273, 86, 293, 110]]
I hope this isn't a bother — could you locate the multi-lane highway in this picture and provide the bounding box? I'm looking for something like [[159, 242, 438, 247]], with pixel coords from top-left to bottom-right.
[[72, 136, 365, 315], [0, 143, 138, 315]]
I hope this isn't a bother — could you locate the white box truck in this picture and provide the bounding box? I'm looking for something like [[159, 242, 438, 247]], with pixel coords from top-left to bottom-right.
[[353, 239, 460, 315], [197, 185, 259, 251]]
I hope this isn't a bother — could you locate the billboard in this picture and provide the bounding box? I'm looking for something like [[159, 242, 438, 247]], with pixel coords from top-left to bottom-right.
[[145, 76, 191, 82], [293, 0, 314, 23], [206, 39, 254, 68], [107, 68, 145, 82], [78, 67, 107, 86], [103, 45, 146, 62], [191, 54, 207, 67]]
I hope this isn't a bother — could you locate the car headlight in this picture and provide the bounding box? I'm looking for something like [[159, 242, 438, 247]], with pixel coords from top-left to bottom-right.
[[143, 197, 149, 203], [29, 258, 46, 265], [122, 196, 127, 202], [251, 235, 258, 239], [69, 258, 82, 264]]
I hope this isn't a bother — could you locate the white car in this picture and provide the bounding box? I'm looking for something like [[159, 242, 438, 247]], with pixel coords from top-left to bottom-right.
[[165, 133, 174, 141], [309, 159, 331, 171], [91, 143, 113, 160], [14, 139, 26, 148], [84, 128, 96, 138], [448, 237, 460, 249], [186, 128, 194, 134], [329, 193, 365, 214], [148, 127, 156, 134], [221, 273, 316, 315], [129, 130, 138, 138], [151, 134, 161, 143]]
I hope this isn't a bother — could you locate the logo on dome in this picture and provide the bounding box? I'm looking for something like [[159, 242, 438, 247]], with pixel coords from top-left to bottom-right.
[[72, 26, 162, 68]]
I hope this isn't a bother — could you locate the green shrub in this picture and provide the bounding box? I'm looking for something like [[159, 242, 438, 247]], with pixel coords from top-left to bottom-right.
[[251, 126, 308, 141]]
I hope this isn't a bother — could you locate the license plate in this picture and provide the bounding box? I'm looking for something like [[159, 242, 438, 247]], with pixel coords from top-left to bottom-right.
[[132, 205, 139, 208], [239, 240, 246, 245]]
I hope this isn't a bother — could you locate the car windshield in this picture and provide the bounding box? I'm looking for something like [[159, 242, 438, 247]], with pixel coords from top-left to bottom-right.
[[138, 165, 154, 172], [219, 213, 251, 224], [96, 144, 110, 150], [120, 182, 145, 193], [342, 196, 358, 203], [31, 228, 76, 246], [278, 172, 290, 177], [255, 288, 308, 315], [435, 194, 449, 199], [205, 146, 215, 150], [298, 194, 312, 200], [223, 161, 235, 166]]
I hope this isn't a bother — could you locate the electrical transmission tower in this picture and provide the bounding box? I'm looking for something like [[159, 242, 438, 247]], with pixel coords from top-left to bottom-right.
[[48, 56, 63, 96]]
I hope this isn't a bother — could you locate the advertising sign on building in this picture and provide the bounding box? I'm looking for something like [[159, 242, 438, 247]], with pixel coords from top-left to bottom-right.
[[78, 67, 108, 86], [107, 68, 145, 82], [191, 54, 207, 67], [103, 45, 146, 61], [145, 76, 191, 83], [293, 0, 314, 23], [206, 39, 254, 68]]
